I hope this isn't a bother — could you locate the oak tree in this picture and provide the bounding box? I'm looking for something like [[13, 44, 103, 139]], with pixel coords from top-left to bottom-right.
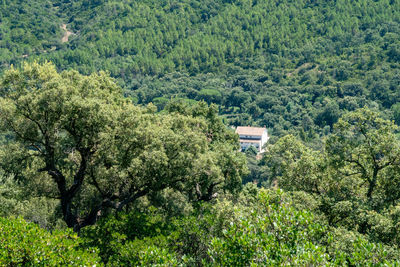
[[0, 62, 247, 231]]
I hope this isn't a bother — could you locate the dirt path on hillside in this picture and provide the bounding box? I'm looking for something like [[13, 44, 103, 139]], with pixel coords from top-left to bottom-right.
[[61, 24, 73, 43]]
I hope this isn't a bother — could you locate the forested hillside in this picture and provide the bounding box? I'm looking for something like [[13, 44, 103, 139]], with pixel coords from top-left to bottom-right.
[[2, 0, 400, 265], [1, 0, 399, 141]]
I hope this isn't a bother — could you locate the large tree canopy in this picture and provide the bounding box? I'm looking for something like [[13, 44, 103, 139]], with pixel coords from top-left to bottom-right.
[[263, 108, 400, 245], [0, 62, 247, 231], [326, 108, 400, 204]]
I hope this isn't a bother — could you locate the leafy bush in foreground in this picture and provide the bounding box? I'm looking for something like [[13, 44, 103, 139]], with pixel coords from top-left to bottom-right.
[[209, 190, 329, 266], [0, 217, 100, 266], [208, 189, 400, 266]]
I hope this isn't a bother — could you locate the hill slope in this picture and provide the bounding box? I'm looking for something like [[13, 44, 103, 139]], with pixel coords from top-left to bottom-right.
[[1, 0, 400, 141]]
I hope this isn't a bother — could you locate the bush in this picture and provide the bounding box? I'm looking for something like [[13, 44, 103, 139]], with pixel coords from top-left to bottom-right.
[[108, 242, 179, 267], [0, 217, 100, 266], [208, 189, 329, 266]]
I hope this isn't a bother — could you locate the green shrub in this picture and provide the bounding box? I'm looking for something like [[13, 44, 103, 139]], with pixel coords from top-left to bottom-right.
[[108, 241, 179, 267], [0, 217, 100, 266], [208, 189, 329, 266]]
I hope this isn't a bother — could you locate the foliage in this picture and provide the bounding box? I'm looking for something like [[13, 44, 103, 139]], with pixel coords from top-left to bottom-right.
[[79, 197, 238, 265], [326, 107, 400, 203], [208, 189, 400, 266], [0, 216, 100, 266], [0, 62, 247, 231], [209, 189, 330, 266], [0, 0, 63, 70], [79, 187, 400, 266], [325, 227, 400, 266], [80, 209, 170, 263], [0, 171, 65, 230], [112, 244, 179, 267], [1, 0, 399, 139], [2, 1, 400, 264], [242, 146, 264, 185], [263, 108, 400, 248]]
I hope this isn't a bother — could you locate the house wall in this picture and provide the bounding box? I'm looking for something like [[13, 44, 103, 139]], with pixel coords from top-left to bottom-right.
[[260, 130, 269, 152], [237, 128, 269, 153], [239, 135, 261, 140]]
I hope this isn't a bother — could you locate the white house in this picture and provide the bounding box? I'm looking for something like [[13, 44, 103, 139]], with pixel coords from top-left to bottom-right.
[[235, 126, 269, 153]]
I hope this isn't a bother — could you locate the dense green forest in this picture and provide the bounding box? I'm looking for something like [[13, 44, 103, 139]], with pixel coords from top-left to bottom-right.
[[1, 0, 399, 141], [1, 0, 400, 265]]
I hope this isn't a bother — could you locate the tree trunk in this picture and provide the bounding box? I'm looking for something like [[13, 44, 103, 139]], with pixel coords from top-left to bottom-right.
[[367, 168, 378, 200]]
